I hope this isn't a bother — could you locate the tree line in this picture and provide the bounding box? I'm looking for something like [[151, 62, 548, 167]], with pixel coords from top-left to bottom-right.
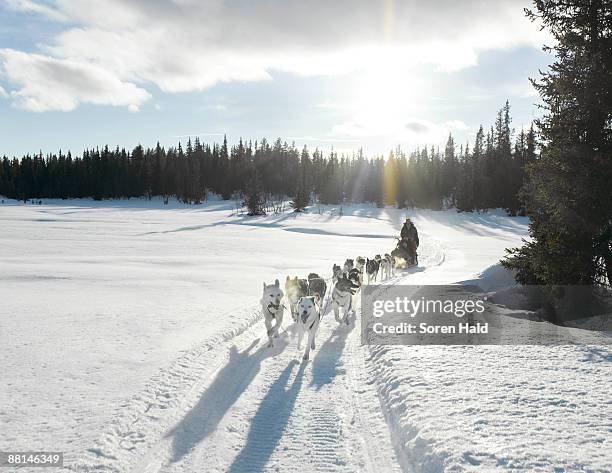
[[0, 102, 535, 215]]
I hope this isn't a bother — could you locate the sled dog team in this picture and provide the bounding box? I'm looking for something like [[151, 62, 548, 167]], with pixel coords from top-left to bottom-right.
[[261, 254, 396, 360]]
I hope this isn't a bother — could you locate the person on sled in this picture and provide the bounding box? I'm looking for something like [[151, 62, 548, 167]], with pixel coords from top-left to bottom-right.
[[399, 218, 419, 265]]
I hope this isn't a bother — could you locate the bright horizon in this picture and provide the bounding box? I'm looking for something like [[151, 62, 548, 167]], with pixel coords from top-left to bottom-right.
[[1, 0, 549, 158]]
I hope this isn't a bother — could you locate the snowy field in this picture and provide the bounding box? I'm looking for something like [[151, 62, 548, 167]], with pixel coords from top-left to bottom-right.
[[1, 197, 610, 472]]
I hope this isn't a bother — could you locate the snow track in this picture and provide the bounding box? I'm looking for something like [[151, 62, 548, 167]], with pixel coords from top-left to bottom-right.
[[74, 311, 405, 473], [72, 297, 411, 473], [70, 231, 448, 473]]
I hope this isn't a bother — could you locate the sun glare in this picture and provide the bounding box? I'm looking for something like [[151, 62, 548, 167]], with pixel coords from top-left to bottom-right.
[[353, 69, 411, 115], [344, 53, 421, 137]]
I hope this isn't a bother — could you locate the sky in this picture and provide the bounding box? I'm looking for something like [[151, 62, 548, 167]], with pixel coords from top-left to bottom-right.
[[0, 0, 552, 158]]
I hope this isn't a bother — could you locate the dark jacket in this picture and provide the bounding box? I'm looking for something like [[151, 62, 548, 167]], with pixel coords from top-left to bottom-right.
[[400, 222, 419, 248]]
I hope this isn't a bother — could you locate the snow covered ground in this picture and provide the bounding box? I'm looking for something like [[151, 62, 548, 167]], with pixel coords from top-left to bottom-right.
[[1, 197, 610, 472]]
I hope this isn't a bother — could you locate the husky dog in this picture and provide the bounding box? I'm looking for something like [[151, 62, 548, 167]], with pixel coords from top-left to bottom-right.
[[261, 279, 284, 347], [379, 257, 389, 281], [384, 253, 395, 278], [332, 274, 358, 325], [348, 266, 362, 288], [285, 276, 309, 322], [343, 258, 354, 274], [347, 267, 363, 310], [332, 264, 343, 283], [308, 273, 327, 300], [374, 256, 383, 280], [296, 295, 321, 360], [355, 256, 366, 272], [365, 258, 380, 284]]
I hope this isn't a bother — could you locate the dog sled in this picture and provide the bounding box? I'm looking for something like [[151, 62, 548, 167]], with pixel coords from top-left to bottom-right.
[[392, 218, 419, 269], [391, 237, 418, 269]]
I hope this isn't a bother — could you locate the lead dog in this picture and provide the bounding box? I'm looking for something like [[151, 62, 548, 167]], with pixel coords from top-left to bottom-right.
[[261, 279, 284, 347], [296, 295, 321, 360], [285, 276, 309, 322], [332, 274, 358, 325]]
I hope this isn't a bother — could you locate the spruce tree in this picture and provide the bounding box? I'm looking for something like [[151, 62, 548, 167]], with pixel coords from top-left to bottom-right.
[[290, 184, 309, 212], [456, 143, 474, 212], [503, 0, 612, 286], [443, 133, 457, 207], [291, 153, 310, 212], [243, 169, 266, 216]]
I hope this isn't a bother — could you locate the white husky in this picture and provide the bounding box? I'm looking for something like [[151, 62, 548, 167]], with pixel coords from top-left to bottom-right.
[[261, 279, 284, 347], [296, 295, 321, 361]]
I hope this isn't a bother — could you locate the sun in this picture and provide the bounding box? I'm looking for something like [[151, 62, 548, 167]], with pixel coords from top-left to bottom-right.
[[352, 69, 411, 116], [344, 55, 419, 137]]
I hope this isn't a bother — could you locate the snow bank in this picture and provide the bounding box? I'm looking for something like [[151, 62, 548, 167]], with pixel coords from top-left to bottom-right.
[[368, 343, 611, 472], [367, 257, 612, 472], [463, 264, 518, 293]]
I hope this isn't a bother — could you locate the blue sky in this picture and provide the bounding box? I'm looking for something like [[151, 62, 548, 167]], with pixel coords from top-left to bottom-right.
[[0, 0, 551, 158]]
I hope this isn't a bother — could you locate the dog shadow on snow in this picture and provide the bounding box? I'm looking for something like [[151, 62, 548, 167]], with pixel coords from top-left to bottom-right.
[[310, 321, 352, 390], [166, 335, 289, 463], [227, 359, 307, 473], [225, 319, 352, 471]]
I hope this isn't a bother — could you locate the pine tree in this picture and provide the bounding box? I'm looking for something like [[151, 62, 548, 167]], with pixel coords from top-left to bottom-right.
[[456, 143, 474, 212], [442, 133, 457, 207], [291, 150, 310, 212], [290, 185, 309, 212], [243, 169, 266, 216], [503, 0, 612, 286]]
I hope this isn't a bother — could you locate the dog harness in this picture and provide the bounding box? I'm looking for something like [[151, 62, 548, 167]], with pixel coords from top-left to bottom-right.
[[309, 313, 321, 330], [333, 288, 352, 310], [267, 302, 282, 318]]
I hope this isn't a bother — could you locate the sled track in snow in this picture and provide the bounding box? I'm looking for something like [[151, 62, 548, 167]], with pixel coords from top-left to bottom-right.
[[121, 307, 404, 473], [69, 307, 265, 473], [71, 238, 445, 473]]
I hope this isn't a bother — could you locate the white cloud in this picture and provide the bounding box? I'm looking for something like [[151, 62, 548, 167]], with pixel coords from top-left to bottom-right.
[[405, 121, 430, 134], [443, 120, 469, 131], [0, 49, 151, 111], [0, 0, 548, 111], [0, 85, 8, 98], [4, 0, 66, 20], [333, 116, 470, 147]]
